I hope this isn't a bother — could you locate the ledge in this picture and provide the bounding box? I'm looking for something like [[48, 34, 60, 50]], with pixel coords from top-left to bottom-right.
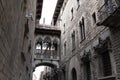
[[98, 75, 116, 80]]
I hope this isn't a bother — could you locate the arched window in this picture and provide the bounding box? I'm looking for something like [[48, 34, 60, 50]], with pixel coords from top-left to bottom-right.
[[43, 36, 51, 50], [71, 68, 77, 80], [52, 38, 58, 51], [35, 38, 43, 53]]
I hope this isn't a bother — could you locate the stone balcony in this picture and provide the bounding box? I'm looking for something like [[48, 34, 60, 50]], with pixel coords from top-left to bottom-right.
[[97, 1, 120, 27]]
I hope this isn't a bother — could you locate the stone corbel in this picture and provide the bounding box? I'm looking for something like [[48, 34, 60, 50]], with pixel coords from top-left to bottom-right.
[[81, 50, 91, 63], [93, 37, 112, 53]]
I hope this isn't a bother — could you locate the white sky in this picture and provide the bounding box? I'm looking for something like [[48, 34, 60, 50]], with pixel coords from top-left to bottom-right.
[[33, 66, 44, 80], [33, 0, 58, 80], [40, 0, 58, 25]]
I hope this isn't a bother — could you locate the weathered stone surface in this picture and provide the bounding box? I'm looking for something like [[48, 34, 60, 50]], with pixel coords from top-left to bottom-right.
[[0, 0, 37, 80], [53, 0, 120, 80]]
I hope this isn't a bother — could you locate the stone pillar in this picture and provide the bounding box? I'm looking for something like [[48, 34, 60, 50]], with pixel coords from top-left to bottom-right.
[[41, 41, 43, 59], [51, 42, 53, 59]]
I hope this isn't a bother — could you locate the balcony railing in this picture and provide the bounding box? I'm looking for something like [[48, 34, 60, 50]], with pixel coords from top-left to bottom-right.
[[97, 1, 120, 27], [98, 2, 116, 22]]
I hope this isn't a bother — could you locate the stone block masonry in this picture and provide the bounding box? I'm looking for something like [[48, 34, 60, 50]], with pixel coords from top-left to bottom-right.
[[0, 0, 37, 80]]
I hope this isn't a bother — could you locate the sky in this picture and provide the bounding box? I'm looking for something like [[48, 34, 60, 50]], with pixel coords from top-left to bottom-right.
[[33, 0, 58, 80], [40, 0, 58, 25], [33, 66, 44, 80]]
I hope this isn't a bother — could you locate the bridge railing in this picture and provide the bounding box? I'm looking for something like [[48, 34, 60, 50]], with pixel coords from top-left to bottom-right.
[[35, 50, 59, 60]]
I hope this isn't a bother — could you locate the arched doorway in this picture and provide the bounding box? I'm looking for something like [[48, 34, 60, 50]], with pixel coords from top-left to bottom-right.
[[71, 68, 77, 80], [33, 63, 58, 80]]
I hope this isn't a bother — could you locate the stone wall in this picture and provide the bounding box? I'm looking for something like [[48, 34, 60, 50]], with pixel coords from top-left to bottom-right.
[[55, 0, 120, 80], [110, 26, 120, 80], [0, 0, 36, 80]]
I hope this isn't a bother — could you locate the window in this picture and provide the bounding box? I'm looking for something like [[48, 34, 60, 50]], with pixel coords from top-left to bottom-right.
[[100, 50, 112, 77], [71, 8, 74, 20], [24, 19, 29, 38], [22, 0, 27, 11], [92, 12, 96, 24], [64, 42, 66, 56], [21, 52, 26, 64], [72, 31, 75, 50], [77, 0, 80, 9], [81, 53, 91, 80], [63, 23, 65, 34], [104, 0, 109, 5], [77, 0, 79, 4], [85, 61, 91, 80], [72, 68, 77, 80], [79, 17, 85, 42]]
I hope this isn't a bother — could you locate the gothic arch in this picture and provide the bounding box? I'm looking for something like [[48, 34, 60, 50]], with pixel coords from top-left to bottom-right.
[[71, 68, 77, 80], [44, 36, 51, 43], [68, 56, 81, 80]]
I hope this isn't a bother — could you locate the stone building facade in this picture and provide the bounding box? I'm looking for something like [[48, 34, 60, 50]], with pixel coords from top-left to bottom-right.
[[52, 0, 120, 80], [0, 0, 40, 80]]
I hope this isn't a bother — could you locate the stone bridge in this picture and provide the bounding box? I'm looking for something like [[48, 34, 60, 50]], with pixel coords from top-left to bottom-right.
[[33, 24, 61, 70]]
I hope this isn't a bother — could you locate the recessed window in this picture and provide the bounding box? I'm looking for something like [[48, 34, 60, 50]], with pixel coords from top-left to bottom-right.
[[72, 31, 75, 50], [64, 42, 66, 56], [77, 0, 80, 10], [85, 61, 91, 80], [100, 50, 112, 76], [92, 12, 96, 24], [104, 0, 109, 5], [79, 17, 85, 42], [21, 52, 26, 64], [71, 8, 74, 20], [72, 68, 77, 80], [63, 23, 65, 34], [81, 53, 91, 80], [24, 19, 29, 38]]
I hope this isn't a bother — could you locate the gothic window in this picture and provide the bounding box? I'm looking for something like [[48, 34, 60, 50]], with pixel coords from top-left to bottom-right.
[[94, 38, 113, 78], [64, 42, 66, 56], [43, 37, 51, 51], [24, 19, 29, 38], [72, 68, 77, 80], [63, 23, 65, 34], [22, 0, 27, 11], [92, 12, 96, 24], [77, 0, 79, 4], [76, 0, 80, 9], [104, 0, 109, 5], [71, 8, 74, 20], [99, 50, 112, 77], [79, 17, 85, 42], [36, 38, 43, 53], [81, 53, 91, 80], [21, 52, 26, 64], [85, 61, 91, 80], [72, 31, 75, 50]]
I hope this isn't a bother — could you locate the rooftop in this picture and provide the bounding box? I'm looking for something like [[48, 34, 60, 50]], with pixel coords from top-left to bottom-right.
[[35, 24, 61, 36]]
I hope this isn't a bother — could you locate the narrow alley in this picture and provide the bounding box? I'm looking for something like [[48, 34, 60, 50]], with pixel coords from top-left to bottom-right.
[[0, 0, 120, 80]]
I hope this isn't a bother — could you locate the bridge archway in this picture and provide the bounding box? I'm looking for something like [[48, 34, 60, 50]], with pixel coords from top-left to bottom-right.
[[35, 62, 57, 69]]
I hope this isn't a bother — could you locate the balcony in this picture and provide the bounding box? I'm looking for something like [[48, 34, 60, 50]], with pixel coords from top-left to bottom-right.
[[97, 1, 120, 27]]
